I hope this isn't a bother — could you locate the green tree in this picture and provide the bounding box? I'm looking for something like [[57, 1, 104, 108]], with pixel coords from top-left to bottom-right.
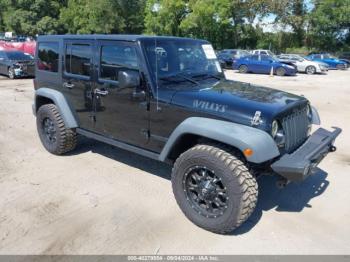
[[1, 0, 66, 35], [308, 0, 350, 50], [144, 0, 189, 35], [59, 0, 122, 34]]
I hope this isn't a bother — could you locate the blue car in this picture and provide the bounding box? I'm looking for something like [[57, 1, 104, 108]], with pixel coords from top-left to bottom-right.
[[306, 54, 347, 70], [233, 55, 297, 76]]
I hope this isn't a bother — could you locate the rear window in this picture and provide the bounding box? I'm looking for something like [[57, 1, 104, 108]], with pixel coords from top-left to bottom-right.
[[37, 42, 59, 72]]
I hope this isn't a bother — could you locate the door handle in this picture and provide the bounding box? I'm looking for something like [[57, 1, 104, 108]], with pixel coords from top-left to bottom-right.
[[63, 82, 74, 89], [95, 88, 109, 96]]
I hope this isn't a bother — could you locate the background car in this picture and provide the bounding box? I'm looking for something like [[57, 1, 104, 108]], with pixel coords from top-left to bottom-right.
[[233, 54, 297, 76], [0, 50, 35, 79], [277, 54, 328, 74], [217, 49, 250, 68], [306, 53, 347, 69]]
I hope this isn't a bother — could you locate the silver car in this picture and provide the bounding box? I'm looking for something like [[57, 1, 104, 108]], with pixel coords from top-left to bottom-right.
[[277, 54, 328, 74]]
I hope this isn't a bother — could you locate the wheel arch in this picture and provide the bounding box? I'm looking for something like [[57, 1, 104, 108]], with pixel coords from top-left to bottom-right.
[[34, 88, 78, 128], [159, 117, 280, 164]]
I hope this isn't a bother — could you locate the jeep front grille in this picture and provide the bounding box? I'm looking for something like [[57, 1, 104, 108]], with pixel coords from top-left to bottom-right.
[[282, 106, 309, 153]]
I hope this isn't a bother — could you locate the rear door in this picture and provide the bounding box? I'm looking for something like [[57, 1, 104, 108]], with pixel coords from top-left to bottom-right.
[[62, 40, 95, 130]]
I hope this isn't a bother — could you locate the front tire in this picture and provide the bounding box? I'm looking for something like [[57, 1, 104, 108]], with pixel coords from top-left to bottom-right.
[[238, 65, 248, 73], [336, 64, 345, 70], [171, 144, 258, 234], [8, 67, 15, 79], [276, 67, 286, 76], [305, 66, 316, 75], [36, 104, 77, 155]]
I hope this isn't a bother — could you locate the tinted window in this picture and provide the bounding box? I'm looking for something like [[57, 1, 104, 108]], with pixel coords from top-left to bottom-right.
[[65, 44, 91, 76], [261, 55, 270, 61], [100, 45, 138, 82], [261, 51, 267, 55], [38, 42, 59, 72], [251, 55, 259, 61]]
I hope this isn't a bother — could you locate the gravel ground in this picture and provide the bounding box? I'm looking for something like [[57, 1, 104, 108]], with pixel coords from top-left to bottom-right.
[[0, 69, 349, 255]]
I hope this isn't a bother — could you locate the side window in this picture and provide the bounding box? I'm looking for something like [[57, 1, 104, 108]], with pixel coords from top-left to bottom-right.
[[251, 55, 259, 61], [37, 42, 59, 72], [65, 43, 91, 77], [100, 44, 138, 82], [261, 51, 267, 55]]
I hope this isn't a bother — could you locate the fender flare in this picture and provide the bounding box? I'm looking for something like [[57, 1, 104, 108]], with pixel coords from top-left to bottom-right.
[[34, 88, 78, 128], [159, 117, 280, 164], [311, 106, 321, 125]]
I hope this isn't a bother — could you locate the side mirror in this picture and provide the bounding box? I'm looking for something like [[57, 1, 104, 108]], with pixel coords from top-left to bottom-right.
[[118, 70, 140, 89]]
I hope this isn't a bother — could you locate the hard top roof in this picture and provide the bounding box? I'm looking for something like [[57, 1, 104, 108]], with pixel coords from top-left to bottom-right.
[[37, 34, 208, 43]]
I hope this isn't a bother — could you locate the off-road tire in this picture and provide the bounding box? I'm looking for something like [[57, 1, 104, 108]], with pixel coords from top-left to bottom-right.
[[36, 104, 77, 155], [171, 144, 258, 234], [305, 65, 316, 75], [238, 65, 248, 73], [8, 67, 15, 79], [276, 67, 286, 76]]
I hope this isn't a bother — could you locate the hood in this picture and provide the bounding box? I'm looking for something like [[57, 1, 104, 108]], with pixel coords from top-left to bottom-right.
[[169, 79, 308, 130]]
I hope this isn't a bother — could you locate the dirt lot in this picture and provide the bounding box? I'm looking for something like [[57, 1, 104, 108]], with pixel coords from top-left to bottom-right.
[[0, 69, 349, 255]]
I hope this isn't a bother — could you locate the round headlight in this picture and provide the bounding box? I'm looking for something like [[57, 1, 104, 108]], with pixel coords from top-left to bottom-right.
[[271, 120, 279, 138]]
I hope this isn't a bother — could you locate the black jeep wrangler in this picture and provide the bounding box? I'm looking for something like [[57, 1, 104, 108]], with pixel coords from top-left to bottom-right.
[[33, 35, 341, 234]]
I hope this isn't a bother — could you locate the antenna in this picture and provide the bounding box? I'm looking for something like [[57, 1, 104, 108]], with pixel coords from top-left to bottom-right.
[[154, 37, 160, 111]]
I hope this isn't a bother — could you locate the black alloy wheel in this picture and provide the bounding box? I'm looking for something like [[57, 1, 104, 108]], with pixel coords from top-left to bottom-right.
[[183, 166, 228, 218]]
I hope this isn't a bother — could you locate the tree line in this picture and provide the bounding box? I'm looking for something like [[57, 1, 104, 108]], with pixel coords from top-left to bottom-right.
[[0, 0, 349, 53]]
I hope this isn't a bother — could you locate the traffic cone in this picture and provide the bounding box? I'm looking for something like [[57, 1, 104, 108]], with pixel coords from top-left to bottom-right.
[[269, 66, 274, 77]]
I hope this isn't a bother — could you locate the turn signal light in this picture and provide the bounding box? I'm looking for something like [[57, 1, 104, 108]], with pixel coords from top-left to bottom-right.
[[243, 148, 254, 157]]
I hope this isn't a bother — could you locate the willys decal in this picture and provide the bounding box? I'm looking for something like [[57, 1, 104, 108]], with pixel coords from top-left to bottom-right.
[[193, 100, 227, 113]]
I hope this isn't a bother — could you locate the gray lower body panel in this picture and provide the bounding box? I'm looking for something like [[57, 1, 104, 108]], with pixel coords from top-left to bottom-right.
[[271, 127, 341, 182]]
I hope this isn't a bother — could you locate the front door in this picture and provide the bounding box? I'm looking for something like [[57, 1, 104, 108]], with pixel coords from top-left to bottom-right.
[[61, 40, 95, 130], [92, 40, 149, 148]]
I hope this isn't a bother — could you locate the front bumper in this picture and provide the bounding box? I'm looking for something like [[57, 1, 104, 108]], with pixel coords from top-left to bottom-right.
[[13, 67, 35, 77], [271, 127, 341, 182]]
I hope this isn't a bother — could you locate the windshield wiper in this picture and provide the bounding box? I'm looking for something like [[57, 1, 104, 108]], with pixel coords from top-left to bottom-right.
[[191, 73, 221, 80], [159, 73, 198, 85]]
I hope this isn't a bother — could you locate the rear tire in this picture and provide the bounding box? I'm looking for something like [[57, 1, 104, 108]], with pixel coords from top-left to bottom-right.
[[171, 144, 258, 234], [36, 104, 77, 155], [276, 67, 286, 76], [238, 65, 248, 73], [305, 66, 316, 75]]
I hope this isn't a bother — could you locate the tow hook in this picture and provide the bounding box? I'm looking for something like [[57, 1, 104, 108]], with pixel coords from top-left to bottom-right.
[[276, 178, 290, 189], [329, 145, 337, 152]]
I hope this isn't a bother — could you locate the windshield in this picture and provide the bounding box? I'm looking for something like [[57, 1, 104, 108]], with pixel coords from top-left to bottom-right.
[[6, 52, 33, 60], [142, 38, 223, 87]]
